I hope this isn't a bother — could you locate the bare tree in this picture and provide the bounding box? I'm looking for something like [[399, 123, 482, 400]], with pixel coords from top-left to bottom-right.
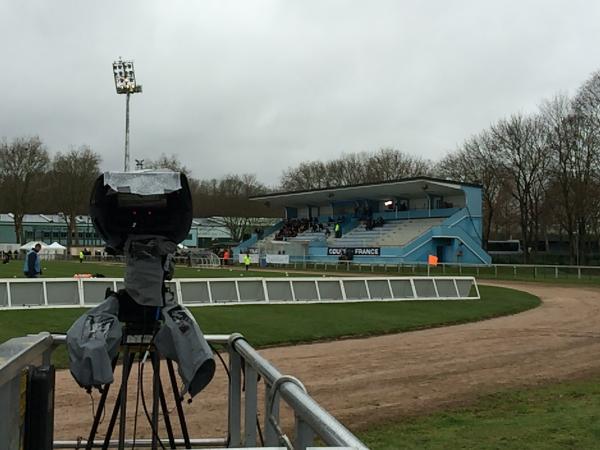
[[0, 137, 49, 243], [209, 216, 253, 242], [280, 161, 329, 191], [436, 131, 504, 245], [280, 148, 430, 191], [490, 114, 551, 262], [326, 152, 369, 186], [364, 148, 430, 182], [50, 146, 101, 250], [144, 153, 191, 175]]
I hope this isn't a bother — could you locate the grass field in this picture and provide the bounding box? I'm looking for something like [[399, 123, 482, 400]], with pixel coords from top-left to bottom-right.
[[0, 260, 290, 279], [3, 259, 600, 286], [360, 374, 600, 449], [0, 285, 539, 369]]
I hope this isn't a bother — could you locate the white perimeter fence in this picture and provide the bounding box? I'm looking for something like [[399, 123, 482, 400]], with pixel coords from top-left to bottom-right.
[[0, 276, 479, 309]]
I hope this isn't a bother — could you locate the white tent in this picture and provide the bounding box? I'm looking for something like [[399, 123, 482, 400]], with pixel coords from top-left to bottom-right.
[[46, 242, 67, 257], [19, 241, 48, 251], [19, 241, 66, 260]]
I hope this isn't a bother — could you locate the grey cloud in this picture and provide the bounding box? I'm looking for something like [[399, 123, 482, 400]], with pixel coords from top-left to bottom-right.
[[1, 0, 599, 185]]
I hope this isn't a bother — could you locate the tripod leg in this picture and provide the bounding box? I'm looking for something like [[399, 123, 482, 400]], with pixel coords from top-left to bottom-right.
[[167, 359, 191, 448], [103, 349, 135, 449], [117, 345, 133, 450], [86, 354, 119, 450], [151, 351, 161, 450], [154, 359, 176, 449]]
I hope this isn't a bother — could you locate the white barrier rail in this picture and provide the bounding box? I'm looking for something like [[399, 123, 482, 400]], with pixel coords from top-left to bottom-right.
[[0, 332, 369, 449], [0, 276, 479, 310]]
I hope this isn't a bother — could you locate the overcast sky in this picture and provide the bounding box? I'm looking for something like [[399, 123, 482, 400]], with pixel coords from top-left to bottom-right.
[[1, 1, 599, 185]]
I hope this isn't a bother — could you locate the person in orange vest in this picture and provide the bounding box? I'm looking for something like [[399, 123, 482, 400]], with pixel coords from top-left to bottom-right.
[[223, 249, 230, 266]]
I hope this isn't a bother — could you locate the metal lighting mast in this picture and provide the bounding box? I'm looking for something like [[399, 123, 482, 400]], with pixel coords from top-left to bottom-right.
[[112, 58, 142, 172]]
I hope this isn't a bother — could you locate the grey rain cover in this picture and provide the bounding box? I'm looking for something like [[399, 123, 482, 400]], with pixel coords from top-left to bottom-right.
[[155, 304, 215, 397], [124, 236, 177, 306], [66, 296, 123, 388]]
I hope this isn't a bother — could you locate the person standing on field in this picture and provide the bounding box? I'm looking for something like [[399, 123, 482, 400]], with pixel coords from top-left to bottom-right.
[[223, 249, 230, 266], [23, 243, 42, 278], [79, 250, 84, 263], [243, 253, 251, 272]]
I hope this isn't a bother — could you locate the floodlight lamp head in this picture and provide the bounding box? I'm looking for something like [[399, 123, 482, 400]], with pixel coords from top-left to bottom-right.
[[90, 171, 193, 253], [112, 58, 142, 94]]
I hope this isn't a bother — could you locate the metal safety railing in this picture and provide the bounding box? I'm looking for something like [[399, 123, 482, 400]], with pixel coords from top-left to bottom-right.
[[255, 258, 600, 282], [0, 332, 368, 450], [0, 276, 480, 309]]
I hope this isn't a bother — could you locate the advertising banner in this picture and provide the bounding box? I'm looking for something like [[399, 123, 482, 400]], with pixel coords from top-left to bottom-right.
[[327, 247, 381, 256], [266, 254, 290, 264]]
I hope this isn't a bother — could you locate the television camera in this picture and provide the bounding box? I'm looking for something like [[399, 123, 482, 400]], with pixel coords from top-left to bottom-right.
[[66, 171, 215, 449]]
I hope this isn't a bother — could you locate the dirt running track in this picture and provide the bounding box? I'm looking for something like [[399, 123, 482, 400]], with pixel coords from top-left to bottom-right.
[[54, 281, 600, 440]]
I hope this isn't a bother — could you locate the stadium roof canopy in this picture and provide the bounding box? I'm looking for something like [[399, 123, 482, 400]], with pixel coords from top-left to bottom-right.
[[250, 176, 479, 208]]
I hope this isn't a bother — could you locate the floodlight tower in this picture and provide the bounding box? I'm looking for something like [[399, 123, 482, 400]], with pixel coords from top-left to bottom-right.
[[112, 58, 142, 172]]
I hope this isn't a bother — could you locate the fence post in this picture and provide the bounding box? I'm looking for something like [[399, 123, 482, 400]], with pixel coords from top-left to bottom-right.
[[555, 266, 558, 279], [295, 414, 316, 449], [264, 386, 280, 446], [228, 348, 242, 447], [513, 265, 516, 278], [578, 267, 582, 279], [533, 266, 537, 279], [244, 364, 258, 446], [494, 265, 498, 278]]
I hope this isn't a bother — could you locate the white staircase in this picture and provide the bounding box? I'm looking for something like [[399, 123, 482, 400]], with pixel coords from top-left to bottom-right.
[[288, 229, 328, 242], [328, 218, 444, 247]]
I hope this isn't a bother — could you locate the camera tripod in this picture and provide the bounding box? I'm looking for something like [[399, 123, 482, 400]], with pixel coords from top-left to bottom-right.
[[85, 327, 192, 450]]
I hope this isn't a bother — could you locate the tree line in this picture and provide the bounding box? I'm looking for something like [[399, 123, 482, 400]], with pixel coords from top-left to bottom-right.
[[437, 71, 600, 264], [3, 68, 600, 261], [0, 144, 275, 245]]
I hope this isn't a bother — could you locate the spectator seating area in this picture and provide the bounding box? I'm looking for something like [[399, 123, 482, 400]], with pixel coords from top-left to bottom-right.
[[275, 218, 337, 242], [240, 177, 491, 264], [268, 217, 446, 248], [328, 217, 444, 248]]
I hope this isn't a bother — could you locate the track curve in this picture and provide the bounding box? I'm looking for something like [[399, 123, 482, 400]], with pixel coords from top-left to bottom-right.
[[54, 281, 600, 439]]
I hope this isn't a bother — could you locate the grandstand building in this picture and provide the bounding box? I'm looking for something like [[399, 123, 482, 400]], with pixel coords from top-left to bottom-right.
[[235, 177, 491, 265]]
